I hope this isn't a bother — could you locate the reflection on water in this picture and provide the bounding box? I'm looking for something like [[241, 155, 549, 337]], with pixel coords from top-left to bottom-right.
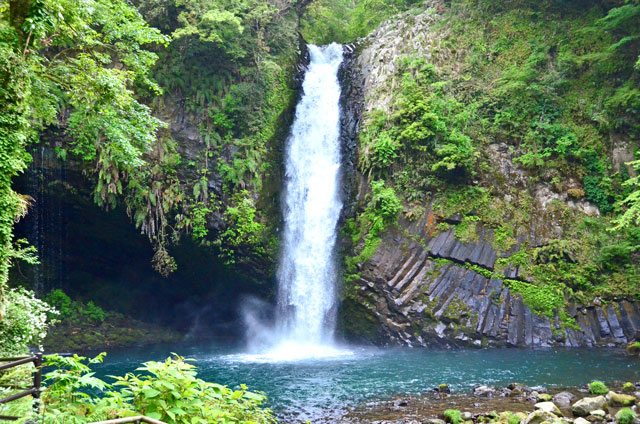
[[92, 342, 640, 422]]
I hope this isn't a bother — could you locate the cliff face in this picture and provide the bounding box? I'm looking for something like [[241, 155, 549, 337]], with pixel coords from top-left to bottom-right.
[[338, 1, 640, 347]]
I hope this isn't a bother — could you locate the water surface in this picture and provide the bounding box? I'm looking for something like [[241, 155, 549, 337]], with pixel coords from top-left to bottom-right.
[[92, 343, 640, 422]]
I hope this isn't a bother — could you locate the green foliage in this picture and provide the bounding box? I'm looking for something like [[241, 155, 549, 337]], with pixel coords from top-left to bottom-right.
[[217, 191, 268, 265], [507, 412, 522, 424], [0, 0, 169, 303], [616, 408, 638, 424], [444, 409, 463, 424], [613, 159, 640, 230], [45, 289, 106, 324], [589, 380, 609, 395], [504, 279, 566, 319], [345, 180, 402, 280], [360, 57, 478, 188], [38, 353, 275, 424], [301, 0, 421, 44], [0, 287, 58, 355]]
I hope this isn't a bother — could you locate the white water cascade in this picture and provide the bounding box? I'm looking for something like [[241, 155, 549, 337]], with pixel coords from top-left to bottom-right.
[[242, 43, 352, 361]]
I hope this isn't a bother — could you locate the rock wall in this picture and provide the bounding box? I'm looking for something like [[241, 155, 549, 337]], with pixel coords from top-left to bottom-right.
[[350, 210, 640, 347], [338, 3, 640, 348]]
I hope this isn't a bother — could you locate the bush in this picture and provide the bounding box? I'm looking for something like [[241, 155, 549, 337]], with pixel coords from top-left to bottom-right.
[[370, 180, 402, 222], [45, 289, 73, 319], [39, 354, 276, 424], [0, 288, 58, 355], [444, 409, 463, 424], [615, 408, 637, 424], [589, 380, 609, 395], [84, 301, 105, 323], [44, 289, 105, 324]]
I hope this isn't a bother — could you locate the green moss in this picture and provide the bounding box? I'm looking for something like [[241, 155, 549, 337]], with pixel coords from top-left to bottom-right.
[[337, 298, 379, 342], [444, 409, 463, 424], [615, 408, 638, 424], [589, 380, 609, 395]]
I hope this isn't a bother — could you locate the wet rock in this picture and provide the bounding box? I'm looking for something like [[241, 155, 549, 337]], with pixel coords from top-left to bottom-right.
[[531, 386, 549, 394], [524, 410, 559, 424], [553, 392, 576, 407], [436, 383, 451, 394], [625, 343, 640, 356], [474, 385, 497, 397], [510, 388, 524, 397], [393, 398, 409, 408], [535, 401, 563, 416], [509, 383, 532, 393], [590, 409, 606, 418], [606, 391, 636, 406], [537, 394, 553, 402], [572, 396, 608, 417]]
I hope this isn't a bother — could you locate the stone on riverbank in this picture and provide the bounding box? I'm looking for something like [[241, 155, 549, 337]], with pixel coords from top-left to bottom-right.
[[572, 396, 608, 417], [574, 418, 590, 424], [535, 402, 563, 416], [622, 383, 635, 393], [607, 391, 636, 406], [524, 410, 558, 424], [474, 385, 497, 397], [553, 392, 576, 407], [537, 394, 553, 402]]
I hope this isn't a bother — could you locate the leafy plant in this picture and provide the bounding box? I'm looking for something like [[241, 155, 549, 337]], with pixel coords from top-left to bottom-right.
[[0, 287, 58, 355], [38, 354, 276, 424]]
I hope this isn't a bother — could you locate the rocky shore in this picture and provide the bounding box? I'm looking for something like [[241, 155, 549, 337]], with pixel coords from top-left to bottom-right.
[[345, 382, 640, 424]]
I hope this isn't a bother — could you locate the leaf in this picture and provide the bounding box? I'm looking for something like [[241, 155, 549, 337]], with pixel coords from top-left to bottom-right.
[[143, 388, 161, 398], [147, 411, 162, 420]]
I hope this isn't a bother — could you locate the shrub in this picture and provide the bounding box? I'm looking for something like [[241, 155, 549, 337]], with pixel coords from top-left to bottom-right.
[[84, 301, 105, 323], [370, 180, 402, 222], [45, 289, 73, 319], [0, 288, 58, 355], [444, 409, 463, 424], [589, 380, 609, 395], [40, 354, 276, 424], [615, 408, 637, 424]]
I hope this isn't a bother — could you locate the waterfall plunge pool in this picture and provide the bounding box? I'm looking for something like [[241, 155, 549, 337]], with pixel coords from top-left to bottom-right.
[[91, 342, 640, 422]]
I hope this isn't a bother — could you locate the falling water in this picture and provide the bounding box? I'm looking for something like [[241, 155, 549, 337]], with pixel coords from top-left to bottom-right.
[[243, 43, 350, 361]]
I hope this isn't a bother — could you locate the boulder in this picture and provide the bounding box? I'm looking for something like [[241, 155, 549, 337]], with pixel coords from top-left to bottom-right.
[[572, 396, 608, 417], [553, 392, 576, 407], [607, 391, 636, 406], [524, 410, 558, 424], [574, 418, 590, 424], [436, 383, 451, 394], [538, 394, 553, 402], [474, 385, 497, 397], [626, 342, 640, 356], [393, 398, 409, 408], [590, 410, 606, 418], [535, 402, 563, 416]]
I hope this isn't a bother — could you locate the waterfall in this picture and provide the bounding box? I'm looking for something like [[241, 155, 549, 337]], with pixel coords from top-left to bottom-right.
[[277, 43, 344, 343], [242, 43, 351, 361]]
